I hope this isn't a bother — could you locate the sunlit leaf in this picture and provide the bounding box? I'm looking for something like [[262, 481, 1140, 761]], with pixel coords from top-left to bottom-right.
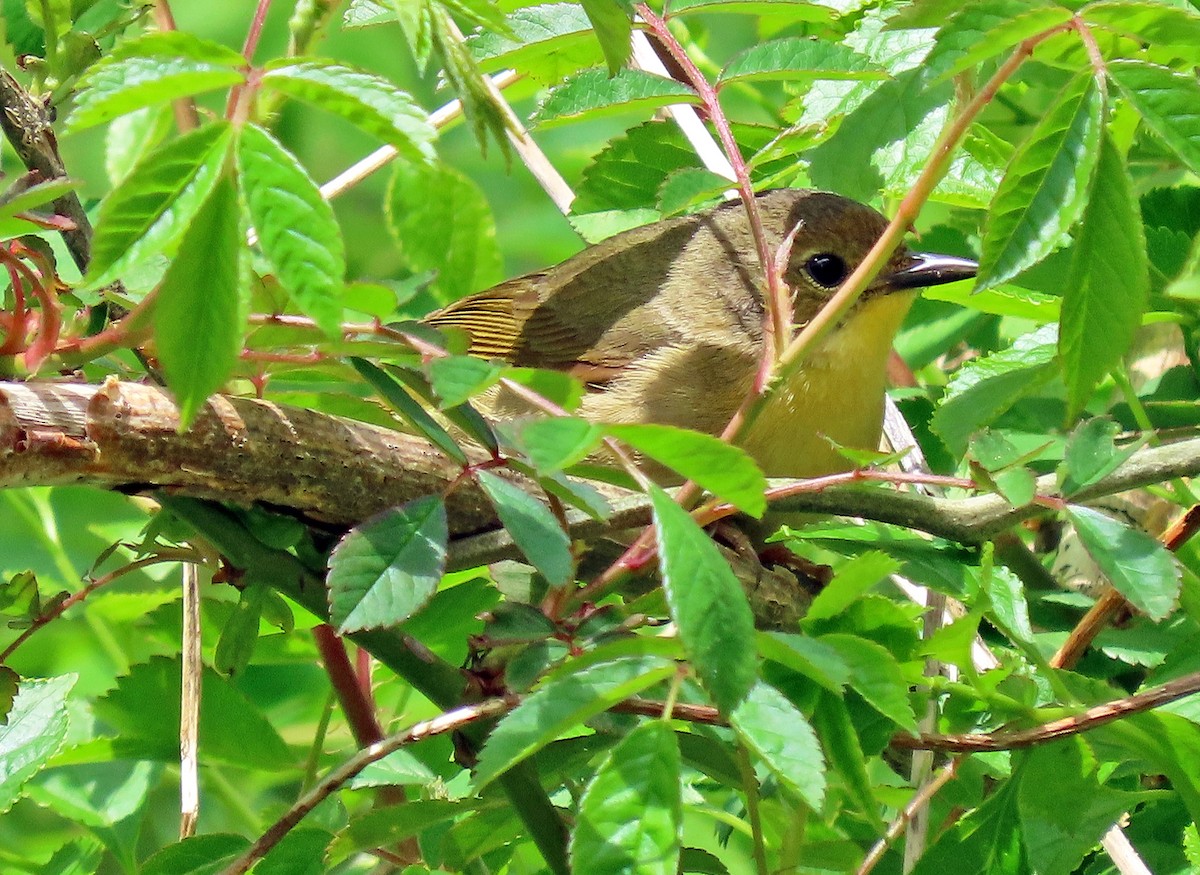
[[719, 38, 885, 85], [731, 682, 826, 810], [477, 470, 574, 586], [532, 68, 698, 127], [1108, 60, 1200, 177], [0, 675, 75, 815]]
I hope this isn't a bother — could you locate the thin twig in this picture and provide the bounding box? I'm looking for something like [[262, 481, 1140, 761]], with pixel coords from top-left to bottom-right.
[[220, 697, 517, 875], [179, 561, 202, 839]]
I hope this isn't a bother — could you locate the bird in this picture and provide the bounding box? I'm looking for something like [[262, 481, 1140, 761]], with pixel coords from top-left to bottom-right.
[[424, 188, 976, 479]]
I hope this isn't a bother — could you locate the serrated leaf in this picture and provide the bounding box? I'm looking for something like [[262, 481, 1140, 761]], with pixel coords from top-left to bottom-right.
[[260, 59, 435, 163], [349, 358, 468, 464], [237, 124, 345, 338], [66, 32, 245, 131], [476, 470, 574, 586], [1059, 131, 1149, 415], [387, 161, 502, 303], [1059, 417, 1143, 496], [718, 37, 885, 85], [571, 721, 681, 875], [1108, 60, 1200, 177], [532, 68, 699, 128], [467, 3, 598, 79], [0, 666, 16, 725], [327, 495, 447, 632], [0, 674, 75, 815], [809, 690, 879, 824], [344, 0, 394, 28], [1083, 1, 1200, 66], [649, 485, 756, 714], [931, 323, 1059, 454], [668, 0, 837, 19], [805, 551, 900, 622], [815, 633, 918, 732], [731, 682, 825, 810], [474, 655, 675, 787], [608, 424, 767, 517], [154, 173, 243, 428], [1067, 505, 1180, 621], [88, 123, 233, 287], [977, 73, 1104, 290], [925, 0, 1072, 84], [515, 416, 605, 473], [581, 0, 632, 74]]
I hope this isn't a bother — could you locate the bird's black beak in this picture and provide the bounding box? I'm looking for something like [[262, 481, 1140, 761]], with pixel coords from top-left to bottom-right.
[[884, 253, 978, 289]]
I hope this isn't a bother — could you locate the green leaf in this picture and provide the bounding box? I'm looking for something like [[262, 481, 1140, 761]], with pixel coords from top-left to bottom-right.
[[65, 32, 245, 132], [668, 0, 838, 19], [1108, 60, 1200, 177], [349, 358, 468, 464], [931, 324, 1059, 454], [571, 721, 681, 875], [0, 666, 16, 724], [141, 834, 250, 875], [88, 123, 234, 287], [476, 470, 574, 586], [237, 124, 345, 338], [260, 59, 436, 163], [805, 551, 900, 623], [809, 690, 879, 826], [95, 655, 293, 769], [387, 160, 503, 303], [1059, 131, 1149, 414], [1083, 1, 1200, 67], [718, 38, 885, 86], [0, 674, 75, 815], [467, 3, 599, 79], [1066, 505, 1180, 621], [815, 634, 918, 732], [213, 581, 266, 676], [532, 68, 699, 128], [427, 355, 503, 408], [515, 416, 605, 473], [330, 800, 463, 862], [1017, 740, 1143, 875], [607, 424, 767, 517], [327, 495, 448, 633], [925, 0, 1072, 84], [977, 73, 1104, 290], [580, 0, 632, 74], [257, 828, 332, 875], [649, 485, 757, 713], [154, 172, 243, 428], [731, 682, 826, 810], [1058, 417, 1144, 496], [474, 655, 676, 787]]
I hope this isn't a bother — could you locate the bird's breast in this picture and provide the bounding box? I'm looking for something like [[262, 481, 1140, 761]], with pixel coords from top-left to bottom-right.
[[741, 292, 917, 478]]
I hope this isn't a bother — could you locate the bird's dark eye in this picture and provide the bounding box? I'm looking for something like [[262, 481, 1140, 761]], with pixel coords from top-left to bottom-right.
[[804, 253, 848, 288]]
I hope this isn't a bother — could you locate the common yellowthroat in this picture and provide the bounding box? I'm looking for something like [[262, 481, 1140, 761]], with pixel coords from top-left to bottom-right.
[[426, 189, 976, 478]]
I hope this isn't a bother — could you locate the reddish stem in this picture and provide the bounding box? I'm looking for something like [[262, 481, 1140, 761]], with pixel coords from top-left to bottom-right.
[[312, 624, 385, 747]]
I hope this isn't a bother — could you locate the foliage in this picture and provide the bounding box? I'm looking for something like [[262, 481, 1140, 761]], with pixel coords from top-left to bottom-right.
[[0, 0, 1198, 873]]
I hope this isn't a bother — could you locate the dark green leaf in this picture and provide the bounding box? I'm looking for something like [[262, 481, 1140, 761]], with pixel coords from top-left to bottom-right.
[[1059, 131, 1149, 414], [718, 38, 885, 85], [814, 634, 917, 732], [154, 173, 243, 428], [532, 68, 699, 128], [213, 581, 266, 676], [257, 828, 332, 875], [329, 800, 464, 862], [260, 59, 436, 162], [809, 690, 879, 825], [0, 674, 75, 815], [88, 123, 234, 287], [0, 666, 16, 725], [649, 485, 757, 713], [571, 721, 681, 874], [349, 358, 468, 464], [977, 73, 1104, 290], [237, 124, 345, 338], [477, 470, 574, 586], [473, 655, 675, 787], [327, 495, 448, 632], [1066, 505, 1180, 621], [608, 423, 767, 517], [140, 834, 249, 875], [387, 160, 503, 303], [731, 682, 826, 810], [65, 32, 245, 132]]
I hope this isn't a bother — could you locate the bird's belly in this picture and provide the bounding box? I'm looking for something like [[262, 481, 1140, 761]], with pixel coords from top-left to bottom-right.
[[742, 293, 916, 478]]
